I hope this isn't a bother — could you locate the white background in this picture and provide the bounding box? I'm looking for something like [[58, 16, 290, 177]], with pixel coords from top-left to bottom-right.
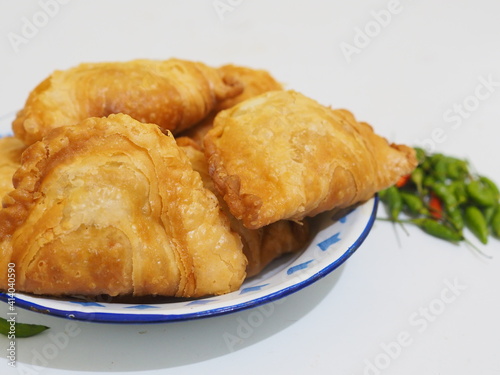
[[1, 1, 500, 374]]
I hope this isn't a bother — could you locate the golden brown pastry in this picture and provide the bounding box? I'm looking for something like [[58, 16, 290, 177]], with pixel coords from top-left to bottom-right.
[[177, 138, 310, 277], [0, 136, 25, 202], [215, 64, 283, 111], [204, 90, 418, 229], [179, 64, 283, 147], [178, 114, 216, 149], [13, 58, 243, 145], [0, 114, 247, 298]]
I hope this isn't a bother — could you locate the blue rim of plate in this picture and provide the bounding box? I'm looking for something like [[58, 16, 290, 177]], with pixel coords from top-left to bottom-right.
[[0, 196, 378, 324], [0, 122, 378, 324]]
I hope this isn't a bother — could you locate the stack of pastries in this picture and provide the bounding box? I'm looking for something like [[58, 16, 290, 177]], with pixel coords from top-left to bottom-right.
[[0, 59, 417, 299]]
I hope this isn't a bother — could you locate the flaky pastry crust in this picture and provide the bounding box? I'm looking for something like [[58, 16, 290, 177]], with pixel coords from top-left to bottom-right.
[[204, 90, 418, 229], [0, 137, 25, 203], [215, 64, 283, 111], [178, 64, 283, 148], [0, 114, 246, 298], [13, 58, 243, 145], [177, 138, 310, 277]]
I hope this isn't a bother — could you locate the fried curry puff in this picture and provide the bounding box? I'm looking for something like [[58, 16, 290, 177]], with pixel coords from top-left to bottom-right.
[[0, 114, 247, 298], [13, 58, 243, 145], [0, 136, 25, 202], [177, 138, 309, 277], [1, 58, 419, 300], [204, 90, 417, 229]]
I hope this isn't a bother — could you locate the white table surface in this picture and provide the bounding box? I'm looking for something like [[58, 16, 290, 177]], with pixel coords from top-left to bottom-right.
[[1, 1, 500, 374]]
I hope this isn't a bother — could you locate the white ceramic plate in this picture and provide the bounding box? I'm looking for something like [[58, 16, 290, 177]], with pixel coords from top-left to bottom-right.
[[0, 114, 378, 323]]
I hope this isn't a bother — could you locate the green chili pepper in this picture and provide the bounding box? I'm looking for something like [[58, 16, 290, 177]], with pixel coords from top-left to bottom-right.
[[432, 182, 458, 210], [449, 180, 468, 206], [414, 147, 427, 165], [429, 182, 466, 230], [401, 192, 428, 216], [464, 206, 489, 244], [446, 159, 468, 180], [466, 179, 498, 207], [432, 157, 448, 181], [378, 189, 387, 200], [446, 207, 465, 231], [429, 153, 444, 164], [411, 167, 424, 195], [379, 147, 499, 248], [411, 218, 463, 243], [482, 203, 498, 225], [423, 174, 436, 188], [479, 176, 500, 200], [0, 317, 49, 338], [379, 186, 402, 221], [490, 206, 500, 238], [421, 157, 432, 173]]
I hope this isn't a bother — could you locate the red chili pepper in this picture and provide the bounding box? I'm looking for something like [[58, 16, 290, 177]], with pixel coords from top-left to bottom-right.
[[396, 174, 411, 188], [428, 193, 443, 219]]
